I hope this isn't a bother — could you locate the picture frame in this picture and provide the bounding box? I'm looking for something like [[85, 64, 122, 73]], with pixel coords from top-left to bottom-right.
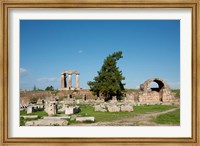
[[0, 0, 199, 145]]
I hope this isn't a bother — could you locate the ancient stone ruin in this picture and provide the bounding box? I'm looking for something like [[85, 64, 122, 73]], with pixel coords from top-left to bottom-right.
[[20, 74, 180, 126], [138, 78, 175, 103], [44, 101, 58, 116], [94, 101, 134, 113], [60, 70, 80, 90], [65, 105, 81, 115]]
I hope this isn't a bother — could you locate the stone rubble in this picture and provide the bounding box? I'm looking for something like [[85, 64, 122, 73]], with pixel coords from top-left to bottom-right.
[[76, 117, 95, 122], [22, 115, 38, 119], [25, 119, 68, 126], [21, 77, 179, 126], [65, 106, 80, 115]]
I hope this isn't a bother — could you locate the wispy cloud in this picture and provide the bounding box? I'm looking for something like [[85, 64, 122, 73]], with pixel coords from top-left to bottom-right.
[[78, 50, 83, 54], [20, 68, 29, 77], [37, 77, 57, 82]]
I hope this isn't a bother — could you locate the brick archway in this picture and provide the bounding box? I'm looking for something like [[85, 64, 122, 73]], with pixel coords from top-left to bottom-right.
[[139, 78, 174, 103], [149, 79, 165, 92]]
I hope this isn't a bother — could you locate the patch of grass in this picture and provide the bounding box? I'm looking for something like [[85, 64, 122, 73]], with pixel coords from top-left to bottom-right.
[[74, 104, 177, 123], [78, 113, 89, 117], [20, 104, 179, 126], [152, 109, 180, 125], [82, 120, 95, 123], [20, 111, 49, 126], [67, 118, 74, 123], [20, 117, 40, 126], [67, 119, 81, 124], [20, 111, 27, 115], [20, 111, 48, 118], [133, 105, 177, 114], [67, 118, 95, 124], [20, 117, 25, 126], [172, 89, 180, 98]]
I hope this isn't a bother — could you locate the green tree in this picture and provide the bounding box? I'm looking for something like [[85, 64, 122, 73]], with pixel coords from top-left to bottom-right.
[[88, 51, 125, 101], [45, 85, 54, 91]]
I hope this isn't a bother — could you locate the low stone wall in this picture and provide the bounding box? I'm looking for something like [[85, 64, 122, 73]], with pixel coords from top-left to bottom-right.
[[94, 102, 134, 112]]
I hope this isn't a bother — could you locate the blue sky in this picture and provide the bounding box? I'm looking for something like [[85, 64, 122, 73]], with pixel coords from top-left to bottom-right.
[[20, 20, 180, 90]]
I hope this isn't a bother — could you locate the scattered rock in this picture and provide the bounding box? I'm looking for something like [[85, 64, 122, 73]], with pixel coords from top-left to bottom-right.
[[65, 106, 80, 115], [94, 104, 107, 112], [27, 106, 34, 114], [76, 100, 80, 104], [25, 119, 68, 126], [107, 104, 120, 112], [22, 115, 38, 119], [120, 104, 133, 112], [45, 101, 58, 116], [36, 98, 44, 105], [76, 117, 95, 122], [43, 116, 70, 120]]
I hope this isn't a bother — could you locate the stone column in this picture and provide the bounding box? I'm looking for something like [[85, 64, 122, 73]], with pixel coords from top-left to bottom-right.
[[61, 73, 66, 89], [68, 74, 72, 89], [76, 74, 80, 89]]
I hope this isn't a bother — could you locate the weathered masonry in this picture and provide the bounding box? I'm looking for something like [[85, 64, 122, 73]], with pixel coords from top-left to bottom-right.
[[138, 78, 175, 103], [60, 70, 80, 90]]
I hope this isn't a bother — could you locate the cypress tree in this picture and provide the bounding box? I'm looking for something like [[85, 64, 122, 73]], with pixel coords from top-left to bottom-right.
[[88, 51, 125, 101]]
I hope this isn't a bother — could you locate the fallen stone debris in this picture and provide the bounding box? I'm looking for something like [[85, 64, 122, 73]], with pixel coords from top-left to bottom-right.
[[20, 77, 179, 126]]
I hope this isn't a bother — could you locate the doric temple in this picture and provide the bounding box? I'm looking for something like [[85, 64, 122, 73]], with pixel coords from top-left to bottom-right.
[[60, 70, 80, 90]]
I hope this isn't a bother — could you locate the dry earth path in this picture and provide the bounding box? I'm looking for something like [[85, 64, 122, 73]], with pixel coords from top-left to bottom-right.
[[70, 107, 179, 126]]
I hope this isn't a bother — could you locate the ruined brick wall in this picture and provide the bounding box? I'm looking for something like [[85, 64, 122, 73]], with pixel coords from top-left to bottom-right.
[[138, 78, 175, 103]]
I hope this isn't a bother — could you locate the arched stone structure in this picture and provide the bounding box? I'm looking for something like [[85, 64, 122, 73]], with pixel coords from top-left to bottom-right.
[[139, 78, 175, 103], [60, 70, 80, 90]]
